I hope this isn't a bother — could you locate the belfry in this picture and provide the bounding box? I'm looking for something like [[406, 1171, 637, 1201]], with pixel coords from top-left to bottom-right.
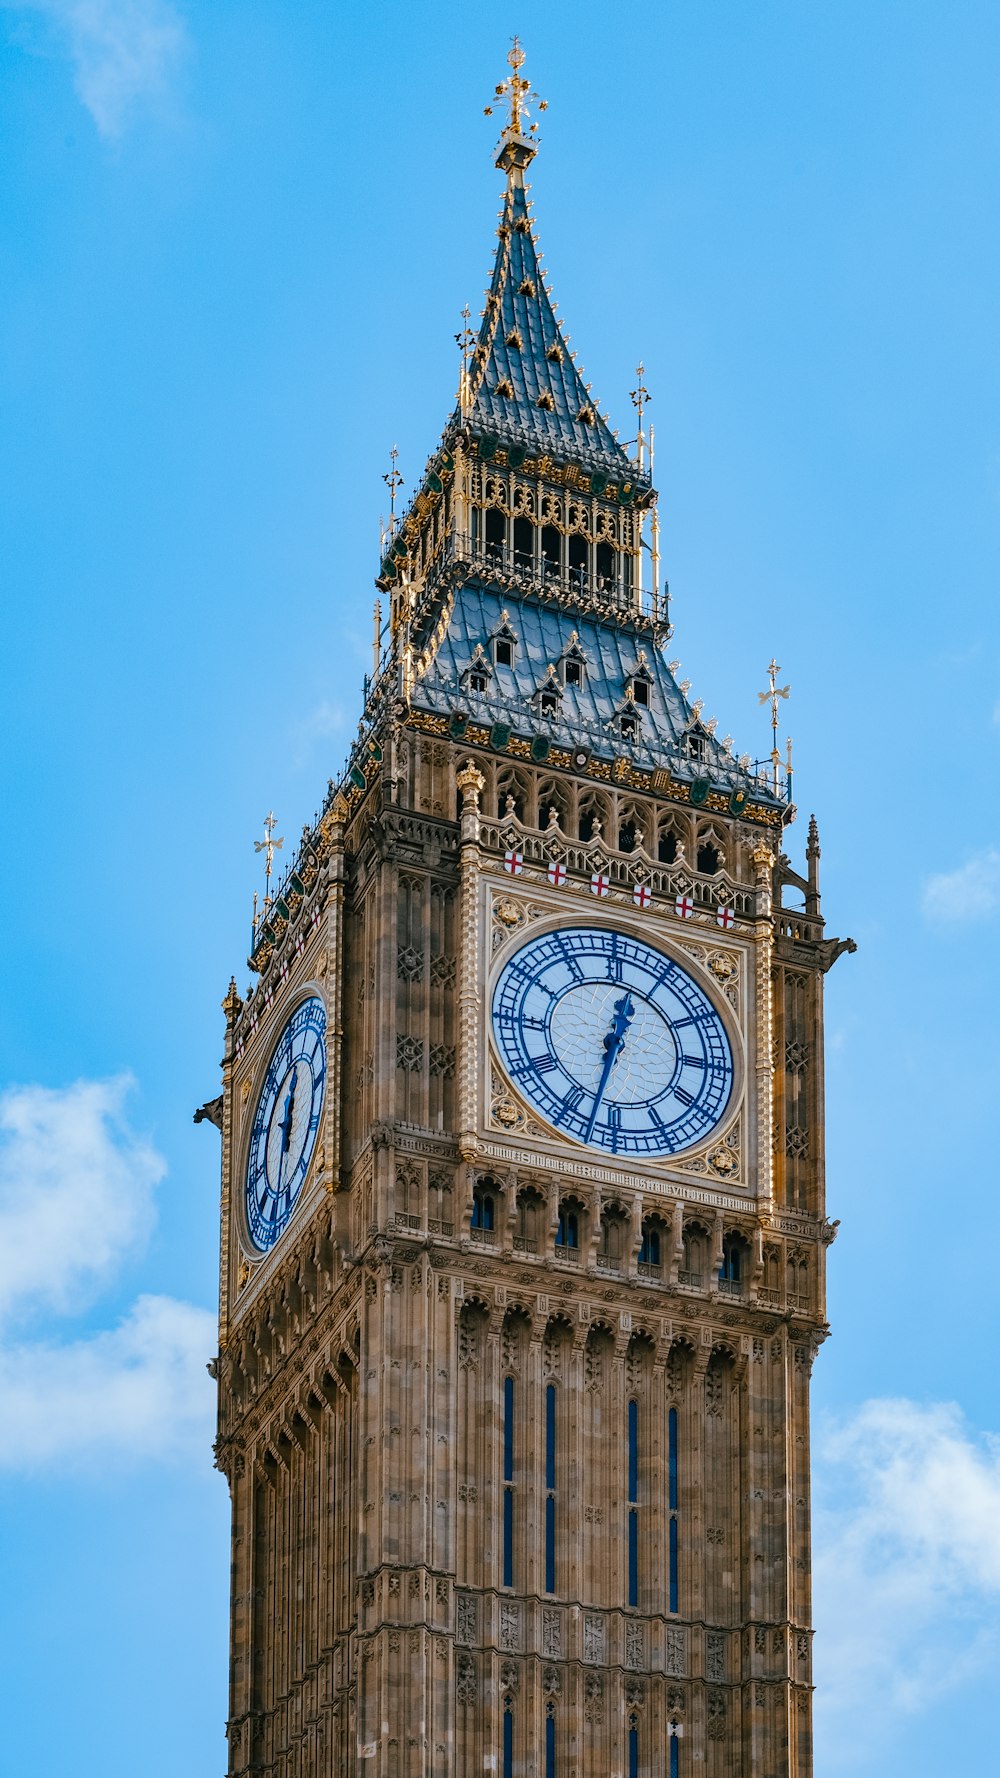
[[212, 44, 853, 1778]]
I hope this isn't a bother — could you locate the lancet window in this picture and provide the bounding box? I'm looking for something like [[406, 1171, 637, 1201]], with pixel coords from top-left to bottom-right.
[[502, 1374, 515, 1587], [545, 1381, 557, 1593], [668, 1405, 680, 1612]]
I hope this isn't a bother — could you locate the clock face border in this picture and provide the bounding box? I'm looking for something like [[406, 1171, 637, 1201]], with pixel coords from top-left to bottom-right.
[[239, 990, 328, 1259], [486, 913, 744, 1164]]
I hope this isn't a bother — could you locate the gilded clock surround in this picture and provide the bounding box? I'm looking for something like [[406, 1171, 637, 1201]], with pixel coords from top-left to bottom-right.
[[210, 52, 853, 1778]]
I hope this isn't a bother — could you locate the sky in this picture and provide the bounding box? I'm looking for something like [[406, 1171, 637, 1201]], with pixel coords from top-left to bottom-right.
[[1, 2, 998, 1773]]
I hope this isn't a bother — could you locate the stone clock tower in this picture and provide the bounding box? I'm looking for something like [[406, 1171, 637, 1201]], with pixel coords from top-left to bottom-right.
[[211, 46, 853, 1778]]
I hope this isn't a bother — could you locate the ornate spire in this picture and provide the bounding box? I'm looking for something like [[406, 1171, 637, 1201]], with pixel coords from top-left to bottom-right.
[[484, 37, 547, 178]]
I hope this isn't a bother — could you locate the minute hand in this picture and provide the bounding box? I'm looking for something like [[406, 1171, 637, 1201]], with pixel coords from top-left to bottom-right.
[[583, 993, 636, 1142]]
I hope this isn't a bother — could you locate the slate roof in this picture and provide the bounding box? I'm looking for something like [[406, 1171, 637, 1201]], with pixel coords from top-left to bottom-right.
[[413, 579, 777, 801], [461, 172, 641, 484]]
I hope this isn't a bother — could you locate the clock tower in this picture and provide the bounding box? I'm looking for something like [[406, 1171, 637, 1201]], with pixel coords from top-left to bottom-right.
[[212, 45, 853, 1778]]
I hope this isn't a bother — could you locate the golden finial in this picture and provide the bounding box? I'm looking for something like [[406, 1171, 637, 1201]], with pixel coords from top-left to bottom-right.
[[757, 659, 791, 796], [253, 811, 283, 921], [630, 363, 651, 473], [455, 304, 476, 415], [485, 38, 547, 172]]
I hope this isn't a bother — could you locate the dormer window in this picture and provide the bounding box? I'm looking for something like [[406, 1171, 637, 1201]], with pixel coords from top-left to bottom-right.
[[560, 631, 587, 689], [462, 644, 493, 697], [491, 611, 519, 668], [620, 715, 638, 742], [631, 678, 649, 707], [686, 730, 707, 764], [535, 664, 563, 718]]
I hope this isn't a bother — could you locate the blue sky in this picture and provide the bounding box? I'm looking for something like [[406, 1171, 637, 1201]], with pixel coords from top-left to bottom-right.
[[2, 3, 998, 1773]]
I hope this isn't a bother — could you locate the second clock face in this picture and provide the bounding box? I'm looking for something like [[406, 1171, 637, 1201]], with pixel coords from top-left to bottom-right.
[[245, 996, 326, 1253], [491, 926, 734, 1158]]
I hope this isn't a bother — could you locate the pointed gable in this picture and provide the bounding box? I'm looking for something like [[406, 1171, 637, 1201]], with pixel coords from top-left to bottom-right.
[[466, 173, 639, 484]]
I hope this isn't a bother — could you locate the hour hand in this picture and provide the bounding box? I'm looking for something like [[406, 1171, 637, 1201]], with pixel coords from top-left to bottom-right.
[[584, 994, 635, 1141]]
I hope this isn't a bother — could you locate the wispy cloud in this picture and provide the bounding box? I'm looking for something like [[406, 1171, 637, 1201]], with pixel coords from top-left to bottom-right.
[[3, 0, 187, 138], [922, 848, 1000, 923], [0, 1077, 213, 1471], [0, 1293, 214, 1470], [814, 1398, 1000, 1764], [0, 1075, 162, 1324]]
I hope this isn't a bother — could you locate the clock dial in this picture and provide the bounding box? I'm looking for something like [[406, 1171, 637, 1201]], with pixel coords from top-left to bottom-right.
[[491, 926, 734, 1157], [245, 997, 326, 1253]]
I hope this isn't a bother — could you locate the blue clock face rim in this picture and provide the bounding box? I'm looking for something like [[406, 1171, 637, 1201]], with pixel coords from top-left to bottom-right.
[[245, 996, 326, 1253], [491, 925, 735, 1158]]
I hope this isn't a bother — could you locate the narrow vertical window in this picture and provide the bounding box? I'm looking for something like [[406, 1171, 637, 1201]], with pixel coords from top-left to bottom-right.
[[628, 1719, 639, 1778], [503, 1376, 515, 1588], [627, 1397, 639, 1607], [545, 1382, 557, 1592], [670, 1730, 680, 1778], [545, 1707, 556, 1778], [668, 1403, 679, 1613], [503, 1700, 513, 1778]]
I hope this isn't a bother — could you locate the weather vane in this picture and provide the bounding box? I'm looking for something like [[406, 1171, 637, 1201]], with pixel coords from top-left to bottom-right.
[[758, 658, 791, 795], [630, 363, 651, 473], [484, 37, 547, 140], [253, 811, 284, 930]]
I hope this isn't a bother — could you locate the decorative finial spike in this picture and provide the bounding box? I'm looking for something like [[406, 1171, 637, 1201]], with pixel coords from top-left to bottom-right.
[[757, 659, 791, 797], [488, 39, 547, 177]]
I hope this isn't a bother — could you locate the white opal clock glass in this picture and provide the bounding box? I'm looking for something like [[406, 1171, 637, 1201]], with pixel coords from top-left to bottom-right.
[[245, 997, 326, 1252], [491, 926, 734, 1157]]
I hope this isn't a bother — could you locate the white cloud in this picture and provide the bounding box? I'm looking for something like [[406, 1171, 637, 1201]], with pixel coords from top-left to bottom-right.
[[0, 1075, 214, 1473], [922, 848, 1000, 924], [0, 1075, 163, 1324], [814, 1399, 1000, 1763], [3, 0, 187, 138], [0, 1293, 215, 1470]]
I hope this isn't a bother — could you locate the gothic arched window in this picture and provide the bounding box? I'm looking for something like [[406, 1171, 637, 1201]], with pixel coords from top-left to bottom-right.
[[627, 1397, 639, 1606], [512, 513, 533, 571], [471, 1186, 496, 1235], [556, 1201, 580, 1253], [638, 1222, 662, 1271], [485, 506, 506, 561], [696, 839, 719, 874]]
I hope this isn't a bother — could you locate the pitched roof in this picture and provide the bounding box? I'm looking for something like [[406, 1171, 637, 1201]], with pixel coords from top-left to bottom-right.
[[413, 579, 778, 805], [463, 170, 641, 484]]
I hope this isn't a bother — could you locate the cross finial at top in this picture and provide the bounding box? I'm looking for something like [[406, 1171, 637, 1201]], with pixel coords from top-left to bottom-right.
[[485, 38, 547, 172]]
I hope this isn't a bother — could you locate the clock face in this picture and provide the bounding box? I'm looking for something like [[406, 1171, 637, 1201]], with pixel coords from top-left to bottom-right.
[[491, 926, 734, 1158], [245, 997, 326, 1253]]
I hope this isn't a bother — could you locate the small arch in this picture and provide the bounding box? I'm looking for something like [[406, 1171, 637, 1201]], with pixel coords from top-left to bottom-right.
[[597, 1202, 629, 1272], [514, 1187, 545, 1254], [719, 1230, 749, 1294], [568, 532, 588, 589], [578, 791, 611, 844], [512, 514, 533, 571], [471, 1176, 502, 1240], [541, 524, 561, 578], [680, 1220, 710, 1287], [595, 539, 616, 588], [485, 506, 506, 560], [697, 839, 720, 874], [638, 1215, 667, 1274], [556, 1196, 584, 1256]]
